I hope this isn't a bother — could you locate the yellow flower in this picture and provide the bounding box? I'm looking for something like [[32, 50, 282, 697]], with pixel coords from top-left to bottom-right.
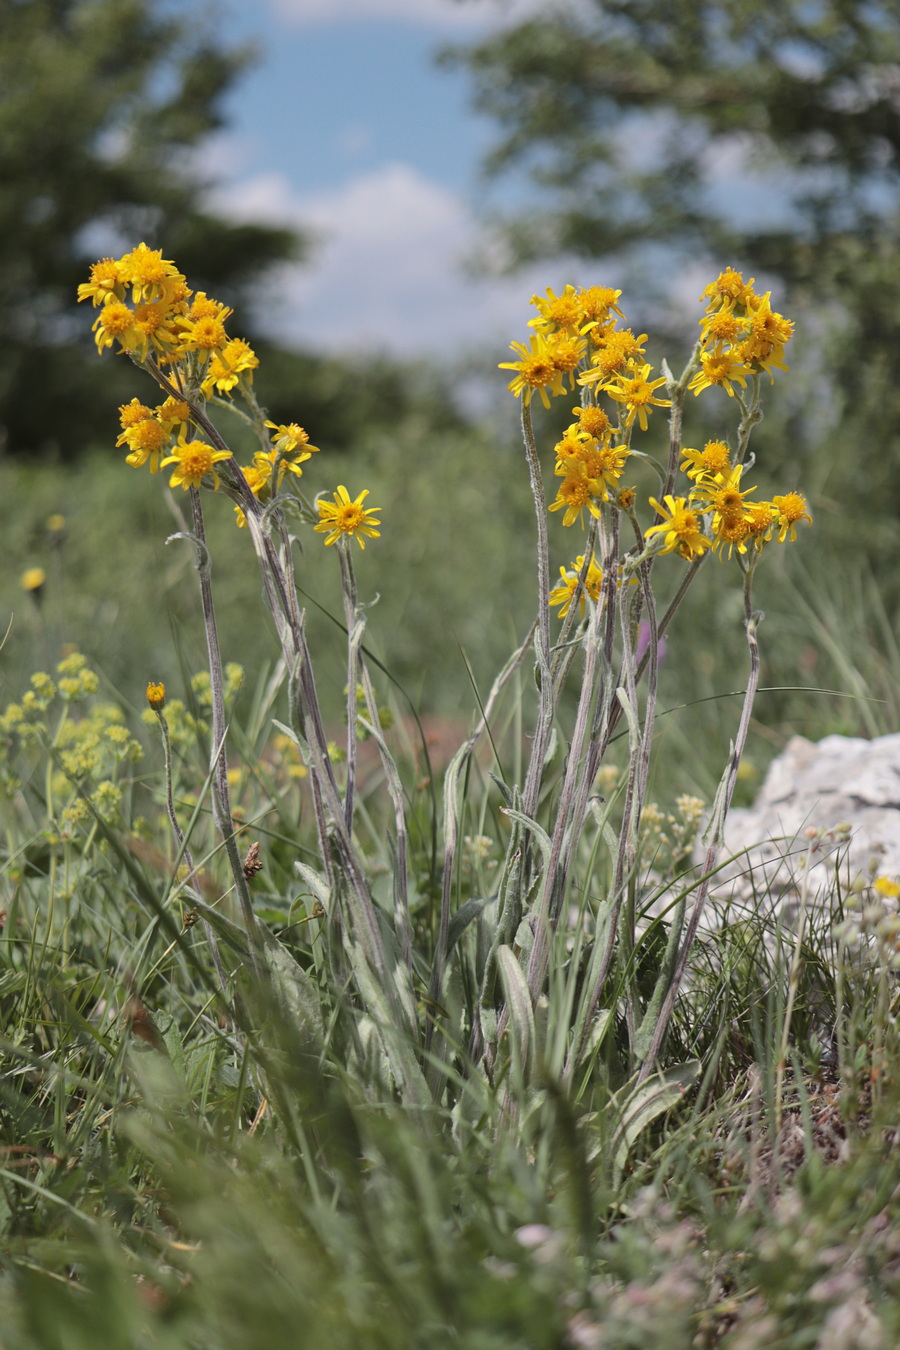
[[548, 467, 602, 528], [600, 363, 671, 430], [314, 486, 381, 549], [529, 284, 584, 334], [645, 496, 710, 560], [772, 492, 812, 542], [572, 404, 610, 438], [688, 351, 750, 398], [118, 243, 183, 304], [264, 421, 320, 458], [499, 334, 566, 408], [691, 464, 755, 518], [146, 681, 166, 709], [119, 398, 154, 429], [202, 338, 260, 395], [549, 554, 604, 617], [77, 257, 125, 307], [118, 417, 168, 473], [21, 567, 46, 592], [92, 301, 141, 355], [161, 433, 232, 491], [680, 440, 732, 481], [700, 268, 756, 308]]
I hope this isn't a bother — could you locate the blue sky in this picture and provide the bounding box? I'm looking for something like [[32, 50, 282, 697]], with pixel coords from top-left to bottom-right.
[[190, 0, 593, 357], [190, 0, 793, 359]]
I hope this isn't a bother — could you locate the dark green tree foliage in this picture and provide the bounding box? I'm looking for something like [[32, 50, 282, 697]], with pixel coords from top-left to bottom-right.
[[0, 0, 301, 457], [449, 0, 900, 263], [449, 1, 900, 570]]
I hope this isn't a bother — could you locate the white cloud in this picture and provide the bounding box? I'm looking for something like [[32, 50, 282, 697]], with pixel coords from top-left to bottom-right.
[[267, 0, 541, 31], [207, 161, 585, 357]]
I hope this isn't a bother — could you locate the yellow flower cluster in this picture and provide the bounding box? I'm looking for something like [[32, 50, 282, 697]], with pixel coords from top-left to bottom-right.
[[645, 440, 811, 562], [81, 245, 379, 549], [689, 267, 794, 396], [502, 271, 810, 583]]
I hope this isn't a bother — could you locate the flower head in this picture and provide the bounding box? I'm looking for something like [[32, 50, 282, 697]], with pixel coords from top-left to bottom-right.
[[772, 492, 812, 542], [315, 486, 381, 549], [645, 496, 710, 561], [549, 554, 603, 617], [146, 681, 166, 709], [161, 433, 232, 491], [499, 334, 567, 408], [599, 364, 670, 430]]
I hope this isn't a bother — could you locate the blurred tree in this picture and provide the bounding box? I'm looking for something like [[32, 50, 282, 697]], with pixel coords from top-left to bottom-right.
[[448, 0, 900, 569], [0, 0, 303, 457]]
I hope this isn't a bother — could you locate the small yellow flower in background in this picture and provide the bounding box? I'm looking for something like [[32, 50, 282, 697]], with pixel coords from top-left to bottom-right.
[[46, 514, 66, 534], [550, 554, 604, 618], [645, 496, 710, 561], [21, 567, 46, 594], [146, 681, 166, 710], [315, 486, 381, 549], [772, 492, 812, 542], [161, 432, 232, 491], [874, 876, 900, 900]]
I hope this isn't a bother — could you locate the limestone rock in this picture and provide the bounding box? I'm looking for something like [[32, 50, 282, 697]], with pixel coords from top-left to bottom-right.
[[710, 733, 900, 906]]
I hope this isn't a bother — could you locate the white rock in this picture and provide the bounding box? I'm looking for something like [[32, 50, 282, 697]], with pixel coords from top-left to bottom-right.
[[708, 733, 900, 908]]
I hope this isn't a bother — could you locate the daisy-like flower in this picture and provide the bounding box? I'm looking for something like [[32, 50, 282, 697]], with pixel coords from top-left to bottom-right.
[[581, 329, 648, 382], [572, 403, 611, 438], [315, 486, 381, 549], [680, 440, 732, 481], [234, 465, 272, 527], [118, 398, 154, 430], [118, 243, 183, 304], [77, 257, 125, 307], [549, 553, 603, 618], [645, 495, 710, 560], [688, 350, 751, 399], [745, 501, 776, 548], [548, 467, 602, 528], [202, 338, 260, 395], [772, 492, 812, 542], [264, 421, 320, 458], [578, 285, 624, 326], [118, 417, 168, 473], [529, 284, 584, 334], [161, 433, 231, 491], [600, 364, 671, 431], [92, 301, 142, 355], [700, 268, 755, 308], [691, 464, 756, 518], [711, 512, 751, 559], [499, 334, 566, 408]]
